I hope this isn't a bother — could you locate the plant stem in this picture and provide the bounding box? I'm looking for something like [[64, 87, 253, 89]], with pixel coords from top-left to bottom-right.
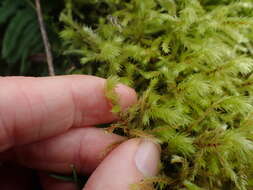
[[35, 0, 55, 76]]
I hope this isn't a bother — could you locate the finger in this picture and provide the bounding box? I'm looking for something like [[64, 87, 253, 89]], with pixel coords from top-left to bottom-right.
[[83, 138, 161, 190], [39, 172, 78, 190], [0, 75, 136, 151], [1, 128, 125, 174]]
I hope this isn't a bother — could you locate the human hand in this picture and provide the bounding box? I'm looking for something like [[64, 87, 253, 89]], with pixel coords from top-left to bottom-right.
[[0, 75, 161, 190]]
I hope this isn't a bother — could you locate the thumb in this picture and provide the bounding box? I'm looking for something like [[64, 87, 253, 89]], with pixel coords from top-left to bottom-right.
[[83, 138, 161, 190]]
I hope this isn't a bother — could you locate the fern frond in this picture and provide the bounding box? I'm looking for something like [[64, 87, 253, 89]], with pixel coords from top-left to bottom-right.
[[0, 0, 20, 24], [2, 9, 35, 60], [7, 20, 41, 64]]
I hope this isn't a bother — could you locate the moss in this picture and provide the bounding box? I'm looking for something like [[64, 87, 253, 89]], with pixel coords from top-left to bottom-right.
[[60, 0, 253, 189]]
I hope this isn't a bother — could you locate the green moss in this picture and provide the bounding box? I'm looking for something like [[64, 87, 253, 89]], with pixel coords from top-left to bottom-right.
[[60, 0, 253, 189]]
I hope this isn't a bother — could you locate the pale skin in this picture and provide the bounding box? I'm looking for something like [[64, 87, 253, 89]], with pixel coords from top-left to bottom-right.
[[0, 75, 161, 190]]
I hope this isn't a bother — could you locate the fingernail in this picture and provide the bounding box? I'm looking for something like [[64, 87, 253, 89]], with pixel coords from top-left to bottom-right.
[[135, 139, 161, 177]]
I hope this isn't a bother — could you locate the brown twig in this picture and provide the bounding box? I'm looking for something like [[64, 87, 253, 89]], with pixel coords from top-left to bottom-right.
[[35, 0, 55, 76]]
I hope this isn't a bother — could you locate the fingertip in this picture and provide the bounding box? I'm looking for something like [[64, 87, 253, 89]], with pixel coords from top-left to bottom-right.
[[115, 84, 137, 111], [83, 138, 161, 190]]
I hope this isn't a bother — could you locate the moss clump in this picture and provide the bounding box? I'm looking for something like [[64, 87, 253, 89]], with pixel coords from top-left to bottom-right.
[[60, 0, 253, 189]]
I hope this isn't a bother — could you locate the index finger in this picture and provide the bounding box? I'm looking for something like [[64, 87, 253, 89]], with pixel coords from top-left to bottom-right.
[[0, 75, 137, 152]]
